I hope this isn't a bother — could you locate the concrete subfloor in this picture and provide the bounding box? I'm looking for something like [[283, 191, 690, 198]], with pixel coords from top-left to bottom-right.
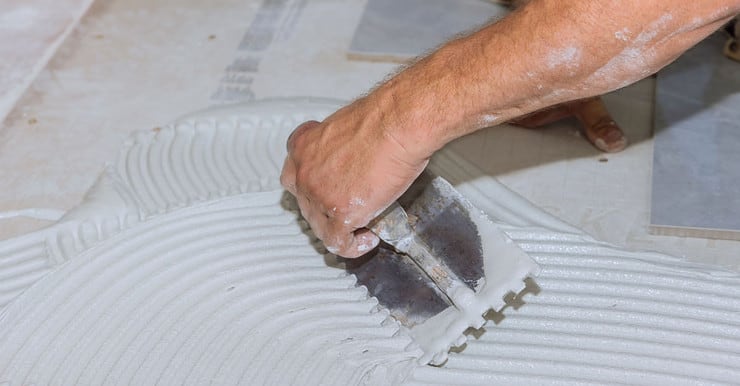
[[0, 0, 738, 271]]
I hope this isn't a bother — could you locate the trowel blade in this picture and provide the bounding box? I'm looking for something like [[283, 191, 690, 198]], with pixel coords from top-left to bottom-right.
[[344, 172, 540, 364]]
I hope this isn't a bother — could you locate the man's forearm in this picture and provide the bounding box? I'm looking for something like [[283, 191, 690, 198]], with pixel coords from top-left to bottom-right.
[[367, 0, 739, 157], [279, 0, 738, 257]]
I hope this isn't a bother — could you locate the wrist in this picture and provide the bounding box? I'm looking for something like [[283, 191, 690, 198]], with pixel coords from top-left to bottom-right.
[[369, 48, 469, 159]]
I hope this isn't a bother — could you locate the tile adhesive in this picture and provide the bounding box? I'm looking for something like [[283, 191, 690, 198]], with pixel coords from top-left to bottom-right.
[[0, 99, 739, 385]]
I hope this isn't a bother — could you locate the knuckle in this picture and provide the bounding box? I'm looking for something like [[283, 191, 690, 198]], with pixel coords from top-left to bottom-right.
[[287, 120, 320, 151], [279, 175, 293, 193], [279, 171, 288, 186], [279, 163, 297, 193], [279, 168, 289, 185]]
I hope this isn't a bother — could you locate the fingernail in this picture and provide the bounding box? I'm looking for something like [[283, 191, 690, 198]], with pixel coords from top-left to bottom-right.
[[356, 233, 380, 254], [326, 245, 340, 255]]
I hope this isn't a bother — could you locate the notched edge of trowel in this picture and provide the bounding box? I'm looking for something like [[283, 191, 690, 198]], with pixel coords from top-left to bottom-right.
[[345, 171, 541, 365]]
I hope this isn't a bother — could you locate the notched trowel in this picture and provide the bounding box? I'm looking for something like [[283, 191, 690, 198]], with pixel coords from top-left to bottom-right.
[[344, 172, 540, 365]]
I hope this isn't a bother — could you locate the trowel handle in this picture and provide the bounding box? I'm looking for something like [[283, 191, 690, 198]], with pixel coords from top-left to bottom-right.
[[367, 202, 414, 251], [368, 201, 460, 299]]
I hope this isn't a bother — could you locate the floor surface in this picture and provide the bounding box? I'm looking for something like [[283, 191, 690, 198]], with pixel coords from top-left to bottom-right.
[[0, 0, 738, 271]]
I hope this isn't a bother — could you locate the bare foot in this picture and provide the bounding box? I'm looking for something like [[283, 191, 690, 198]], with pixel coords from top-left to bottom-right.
[[510, 97, 628, 153], [569, 97, 628, 153]]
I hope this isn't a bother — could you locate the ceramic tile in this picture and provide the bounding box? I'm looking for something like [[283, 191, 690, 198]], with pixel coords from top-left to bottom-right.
[[349, 0, 508, 61], [652, 32, 740, 237]]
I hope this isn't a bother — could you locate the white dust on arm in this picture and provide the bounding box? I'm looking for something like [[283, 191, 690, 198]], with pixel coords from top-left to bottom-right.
[[587, 12, 674, 90], [477, 113, 501, 127], [614, 28, 631, 42], [546, 46, 582, 73]]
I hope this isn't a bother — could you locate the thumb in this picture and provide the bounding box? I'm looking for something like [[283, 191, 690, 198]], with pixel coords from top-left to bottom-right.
[[327, 228, 380, 258]]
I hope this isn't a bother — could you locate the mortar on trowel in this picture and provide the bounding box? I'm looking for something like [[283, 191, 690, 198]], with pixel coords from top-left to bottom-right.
[[344, 171, 540, 365]]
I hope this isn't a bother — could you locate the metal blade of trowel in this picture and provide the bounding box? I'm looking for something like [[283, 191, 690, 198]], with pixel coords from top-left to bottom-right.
[[344, 172, 540, 365], [367, 199, 471, 310]]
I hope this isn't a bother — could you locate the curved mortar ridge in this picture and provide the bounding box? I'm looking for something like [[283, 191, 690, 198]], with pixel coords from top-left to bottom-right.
[[0, 100, 338, 314], [0, 99, 738, 384], [0, 192, 421, 385], [0, 237, 52, 310], [111, 99, 338, 218], [407, 227, 740, 384]]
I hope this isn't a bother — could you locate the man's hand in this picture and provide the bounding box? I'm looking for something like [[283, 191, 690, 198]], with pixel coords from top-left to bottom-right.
[[280, 99, 430, 258]]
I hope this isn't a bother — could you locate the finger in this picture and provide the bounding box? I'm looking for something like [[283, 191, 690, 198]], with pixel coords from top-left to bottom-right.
[[294, 194, 333, 245], [349, 228, 380, 257], [322, 215, 380, 258], [295, 199, 375, 258], [326, 228, 380, 259]]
